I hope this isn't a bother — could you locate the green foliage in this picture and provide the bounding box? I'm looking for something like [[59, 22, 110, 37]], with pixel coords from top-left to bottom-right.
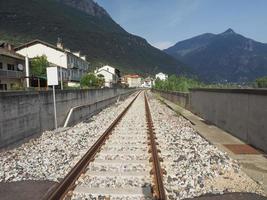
[[154, 74, 250, 92], [96, 74, 105, 87], [11, 82, 24, 91], [255, 76, 267, 88], [80, 73, 104, 88], [154, 75, 203, 92], [30, 55, 49, 77]]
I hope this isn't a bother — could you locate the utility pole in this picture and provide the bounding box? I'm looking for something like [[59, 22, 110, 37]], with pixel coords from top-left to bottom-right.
[[25, 54, 30, 88], [60, 54, 64, 90]]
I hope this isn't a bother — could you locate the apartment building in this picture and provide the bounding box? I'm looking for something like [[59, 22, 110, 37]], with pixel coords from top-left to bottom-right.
[[0, 43, 25, 90], [15, 39, 90, 86]]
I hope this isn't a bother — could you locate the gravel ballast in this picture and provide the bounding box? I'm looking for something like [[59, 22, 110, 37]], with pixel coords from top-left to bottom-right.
[[72, 92, 152, 200], [147, 92, 264, 199], [0, 93, 136, 183], [0, 91, 265, 200]]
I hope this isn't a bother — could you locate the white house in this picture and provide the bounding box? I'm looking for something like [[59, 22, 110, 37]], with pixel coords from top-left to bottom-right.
[[141, 77, 153, 88], [94, 65, 120, 87], [155, 72, 168, 81], [15, 39, 90, 86]]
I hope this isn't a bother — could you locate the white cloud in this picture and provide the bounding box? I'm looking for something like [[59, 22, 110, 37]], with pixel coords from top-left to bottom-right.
[[152, 41, 174, 50]]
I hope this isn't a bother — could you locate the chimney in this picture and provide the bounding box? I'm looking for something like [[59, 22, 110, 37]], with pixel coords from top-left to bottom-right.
[[57, 37, 63, 49], [1, 43, 15, 52]]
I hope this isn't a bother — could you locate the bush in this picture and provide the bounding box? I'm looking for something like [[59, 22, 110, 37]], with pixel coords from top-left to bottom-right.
[[255, 76, 267, 88], [154, 75, 202, 92], [11, 82, 24, 90], [80, 73, 105, 88]]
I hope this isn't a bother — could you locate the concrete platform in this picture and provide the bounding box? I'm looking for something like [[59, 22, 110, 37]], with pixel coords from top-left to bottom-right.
[[156, 94, 267, 195], [74, 185, 152, 197], [0, 180, 57, 200], [186, 192, 267, 200]]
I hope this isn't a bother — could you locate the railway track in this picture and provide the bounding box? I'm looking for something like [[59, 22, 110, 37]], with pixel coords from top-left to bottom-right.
[[45, 91, 166, 200]]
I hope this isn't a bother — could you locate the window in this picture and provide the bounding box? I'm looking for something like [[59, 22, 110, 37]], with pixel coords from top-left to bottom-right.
[[0, 84, 7, 90], [7, 64, 15, 71], [0, 62, 2, 69]]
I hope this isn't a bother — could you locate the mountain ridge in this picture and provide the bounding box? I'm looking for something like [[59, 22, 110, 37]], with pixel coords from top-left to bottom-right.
[[56, 0, 110, 18], [165, 28, 267, 83]]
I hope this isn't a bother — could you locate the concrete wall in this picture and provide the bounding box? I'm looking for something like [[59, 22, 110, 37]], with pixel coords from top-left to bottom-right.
[[67, 91, 133, 127], [152, 88, 267, 153], [189, 89, 267, 153], [152, 89, 190, 109], [0, 88, 135, 149]]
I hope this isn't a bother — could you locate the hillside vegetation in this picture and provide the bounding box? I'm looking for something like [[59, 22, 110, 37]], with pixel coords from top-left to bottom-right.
[[154, 75, 203, 92], [0, 0, 186, 75]]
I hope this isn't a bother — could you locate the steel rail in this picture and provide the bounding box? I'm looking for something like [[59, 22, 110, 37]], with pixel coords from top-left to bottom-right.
[[144, 92, 167, 200], [45, 91, 141, 200]]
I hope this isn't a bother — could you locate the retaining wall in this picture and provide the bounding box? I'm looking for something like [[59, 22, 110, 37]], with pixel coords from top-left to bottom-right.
[[152, 89, 190, 109], [0, 88, 136, 149], [153, 88, 267, 153], [189, 88, 267, 153]]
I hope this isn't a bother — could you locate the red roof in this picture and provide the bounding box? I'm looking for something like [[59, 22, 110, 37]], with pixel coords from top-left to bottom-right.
[[124, 74, 140, 78]]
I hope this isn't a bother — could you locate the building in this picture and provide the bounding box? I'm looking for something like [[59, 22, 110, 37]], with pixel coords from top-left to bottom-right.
[[94, 65, 120, 88], [0, 42, 25, 90], [155, 72, 168, 81], [123, 74, 142, 88], [15, 39, 90, 86], [141, 77, 153, 88]]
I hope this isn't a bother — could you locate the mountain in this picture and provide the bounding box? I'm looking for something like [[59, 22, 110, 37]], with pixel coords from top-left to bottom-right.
[[165, 28, 267, 83], [55, 0, 110, 17], [0, 0, 186, 75]]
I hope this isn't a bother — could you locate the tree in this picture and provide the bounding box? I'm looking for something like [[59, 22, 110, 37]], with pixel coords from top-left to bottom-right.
[[255, 76, 267, 88], [30, 55, 49, 77], [80, 73, 105, 88], [96, 74, 105, 88]]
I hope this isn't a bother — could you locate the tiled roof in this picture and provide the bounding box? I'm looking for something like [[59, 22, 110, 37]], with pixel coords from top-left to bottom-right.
[[15, 39, 88, 62], [0, 48, 25, 60], [124, 74, 141, 78]]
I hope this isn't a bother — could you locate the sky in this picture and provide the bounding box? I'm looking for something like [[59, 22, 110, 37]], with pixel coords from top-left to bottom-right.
[[95, 0, 267, 49]]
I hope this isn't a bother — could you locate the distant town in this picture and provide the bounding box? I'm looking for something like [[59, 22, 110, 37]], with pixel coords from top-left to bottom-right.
[[0, 39, 168, 91]]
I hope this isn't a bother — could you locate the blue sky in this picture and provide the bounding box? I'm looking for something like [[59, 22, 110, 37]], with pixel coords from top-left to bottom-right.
[[95, 0, 267, 49]]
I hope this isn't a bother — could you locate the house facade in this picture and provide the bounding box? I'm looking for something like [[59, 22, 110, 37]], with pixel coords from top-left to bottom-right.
[[0, 43, 25, 90], [15, 40, 90, 86], [155, 72, 168, 81], [123, 74, 142, 88], [94, 65, 120, 88]]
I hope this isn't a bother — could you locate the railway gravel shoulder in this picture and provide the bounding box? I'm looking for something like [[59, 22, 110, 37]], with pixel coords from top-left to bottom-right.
[[0, 93, 137, 183], [147, 91, 264, 199]]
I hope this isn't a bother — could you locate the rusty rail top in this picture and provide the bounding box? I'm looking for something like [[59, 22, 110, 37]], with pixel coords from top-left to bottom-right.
[[144, 92, 167, 200]]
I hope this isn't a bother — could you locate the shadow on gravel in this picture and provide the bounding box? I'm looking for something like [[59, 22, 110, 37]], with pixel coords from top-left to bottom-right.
[[185, 192, 267, 200], [0, 180, 57, 200]]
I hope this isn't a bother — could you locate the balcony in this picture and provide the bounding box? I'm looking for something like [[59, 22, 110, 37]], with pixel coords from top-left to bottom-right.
[[68, 74, 80, 82], [0, 69, 24, 79]]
